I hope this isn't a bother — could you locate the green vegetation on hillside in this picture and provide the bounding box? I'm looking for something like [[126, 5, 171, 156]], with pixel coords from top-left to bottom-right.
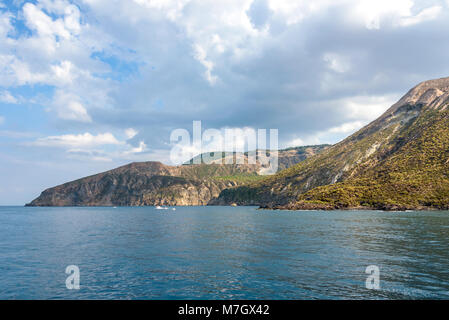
[[295, 109, 449, 210], [212, 174, 267, 183]]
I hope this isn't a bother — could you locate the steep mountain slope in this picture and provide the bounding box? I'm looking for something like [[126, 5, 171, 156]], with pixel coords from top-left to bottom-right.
[[214, 77, 449, 210], [26, 145, 328, 206]]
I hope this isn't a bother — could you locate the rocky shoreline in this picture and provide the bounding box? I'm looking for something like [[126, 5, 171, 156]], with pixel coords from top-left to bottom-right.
[[258, 202, 447, 211]]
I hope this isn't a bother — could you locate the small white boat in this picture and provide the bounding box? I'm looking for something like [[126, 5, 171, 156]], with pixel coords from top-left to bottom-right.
[[155, 206, 169, 210]]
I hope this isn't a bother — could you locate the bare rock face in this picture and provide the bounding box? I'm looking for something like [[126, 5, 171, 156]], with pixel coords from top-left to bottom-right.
[[384, 77, 449, 115], [26, 145, 328, 207]]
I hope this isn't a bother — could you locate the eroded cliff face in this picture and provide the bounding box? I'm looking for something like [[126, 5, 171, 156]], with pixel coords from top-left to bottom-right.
[[27, 145, 328, 206], [213, 77, 449, 210], [27, 163, 256, 206], [383, 77, 449, 115]]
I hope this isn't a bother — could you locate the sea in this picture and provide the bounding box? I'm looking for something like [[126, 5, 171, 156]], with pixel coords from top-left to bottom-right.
[[0, 206, 448, 299]]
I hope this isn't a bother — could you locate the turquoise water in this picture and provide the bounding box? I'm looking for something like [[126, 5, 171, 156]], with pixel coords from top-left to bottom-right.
[[0, 206, 449, 299]]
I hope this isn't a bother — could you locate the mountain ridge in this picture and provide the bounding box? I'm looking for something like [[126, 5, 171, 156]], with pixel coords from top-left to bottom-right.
[[212, 77, 449, 210]]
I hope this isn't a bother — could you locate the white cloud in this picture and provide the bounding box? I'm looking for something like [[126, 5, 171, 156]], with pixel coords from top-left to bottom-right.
[[30, 130, 149, 162], [0, 0, 114, 124], [32, 132, 120, 148], [0, 9, 13, 38], [23, 2, 81, 40], [123, 140, 147, 154], [23, 3, 68, 39], [342, 94, 399, 121], [354, 0, 413, 29], [399, 5, 442, 27], [283, 93, 400, 147], [130, 0, 261, 84], [328, 121, 364, 134], [125, 128, 138, 139], [133, 0, 190, 21], [267, 0, 338, 25], [193, 44, 218, 85], [51, 60, 75, 84], [0, 90, 17, 104], [323, 53, 351, 73], [65, 138, 149, 162], [50, 90, 92, 122], [353, 0, 442, 29], [0, 55, 45, 86], [62, 101, 91, 122]]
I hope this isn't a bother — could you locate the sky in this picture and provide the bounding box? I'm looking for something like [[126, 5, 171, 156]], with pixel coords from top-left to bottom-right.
[[1, 0, 449, 204]]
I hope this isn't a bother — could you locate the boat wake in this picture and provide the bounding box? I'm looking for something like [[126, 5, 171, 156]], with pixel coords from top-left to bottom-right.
[[155, 206, 176, 211]]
